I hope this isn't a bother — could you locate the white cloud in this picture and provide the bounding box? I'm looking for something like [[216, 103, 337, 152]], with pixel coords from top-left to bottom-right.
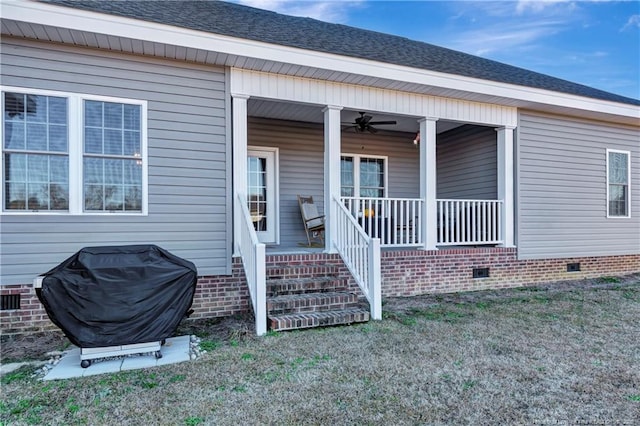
[[235, 0, 364, 23], [515, 0, 574, 15], [446, 20, 565, 56], [620, 14, 640, 31]]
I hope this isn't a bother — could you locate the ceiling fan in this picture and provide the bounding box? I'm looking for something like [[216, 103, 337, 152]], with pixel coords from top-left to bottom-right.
[[344, 112, 397, 133]]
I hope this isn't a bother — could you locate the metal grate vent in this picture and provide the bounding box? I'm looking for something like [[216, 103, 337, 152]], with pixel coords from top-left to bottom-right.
[[473, 267, 490, 279], [1, 294, 21, 310], [567, 263, 581, 272]]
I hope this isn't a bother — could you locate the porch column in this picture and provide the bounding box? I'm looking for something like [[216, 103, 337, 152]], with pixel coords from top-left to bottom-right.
[[497, 126, 515, 247], [232, 94, 250, 256], [419, 117, 438, 250], [323, 105, 343, 253]]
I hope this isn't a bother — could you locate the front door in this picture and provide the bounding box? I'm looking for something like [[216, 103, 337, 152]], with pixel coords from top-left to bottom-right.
[[247, 148, 278, 243]]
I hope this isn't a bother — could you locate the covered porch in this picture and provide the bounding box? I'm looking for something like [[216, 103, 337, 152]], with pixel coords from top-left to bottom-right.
[[231, 69, 517, 334]]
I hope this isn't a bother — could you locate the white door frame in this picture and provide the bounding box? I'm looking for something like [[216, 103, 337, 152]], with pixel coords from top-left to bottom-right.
[[247, 146, 279, 244]]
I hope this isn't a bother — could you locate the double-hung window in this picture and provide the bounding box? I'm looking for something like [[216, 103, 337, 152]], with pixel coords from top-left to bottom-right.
[[3, 93, 69, 211], [340, 154, 387, 198], [606, 149, 630, 218], [2, 88, 147, 214]]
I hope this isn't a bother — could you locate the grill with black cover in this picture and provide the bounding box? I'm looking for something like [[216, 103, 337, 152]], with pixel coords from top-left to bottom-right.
[[36, 245, 197, 367]]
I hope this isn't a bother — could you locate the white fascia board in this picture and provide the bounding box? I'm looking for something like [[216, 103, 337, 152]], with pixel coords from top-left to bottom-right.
[[5, 0, 639, 121]]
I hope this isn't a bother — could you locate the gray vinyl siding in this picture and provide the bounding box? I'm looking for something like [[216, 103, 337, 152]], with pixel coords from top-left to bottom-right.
[[437, 125, 497, 200], [247, 117, 420, 247], [0, 38, 230, 284], [517, 111, 640, 259]]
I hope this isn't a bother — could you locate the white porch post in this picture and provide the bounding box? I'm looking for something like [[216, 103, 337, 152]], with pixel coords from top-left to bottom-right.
[[419, 118, 438, 250], [497, 126, 515, 247], [232, 94, 250, 256], [323, 105, 343, 253]]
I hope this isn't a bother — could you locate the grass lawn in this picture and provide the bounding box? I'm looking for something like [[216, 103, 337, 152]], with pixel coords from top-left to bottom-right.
[[2, 275, 639, 425]]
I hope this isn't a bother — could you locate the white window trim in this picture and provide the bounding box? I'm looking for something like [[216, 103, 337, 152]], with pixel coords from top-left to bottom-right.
[[606, 148, 631, 219], [1, 86, 148, 216], [341, 153, 389, 198]]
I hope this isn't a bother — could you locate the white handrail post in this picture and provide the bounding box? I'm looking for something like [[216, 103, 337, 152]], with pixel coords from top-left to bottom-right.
[[232, 93, 250, 256], [255, 243, 267, 336], [368, 238, 382, 320], [419, 117, 438, 250], [497, 126, 515, 247], [323, 105, 343, 253]]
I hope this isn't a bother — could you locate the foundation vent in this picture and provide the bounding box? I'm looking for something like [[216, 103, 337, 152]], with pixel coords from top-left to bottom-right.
[[1, 294, 21, 310], [473, 267, 490, 279], [567, 263, 581, 272]]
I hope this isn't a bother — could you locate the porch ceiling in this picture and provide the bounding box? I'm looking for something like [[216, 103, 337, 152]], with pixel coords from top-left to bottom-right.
[[2, 15, 637, 127], [248, 99, 465, 134]]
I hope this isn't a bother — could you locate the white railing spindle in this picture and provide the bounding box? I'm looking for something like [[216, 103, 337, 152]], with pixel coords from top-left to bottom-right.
[[436, 199, 504, 246]]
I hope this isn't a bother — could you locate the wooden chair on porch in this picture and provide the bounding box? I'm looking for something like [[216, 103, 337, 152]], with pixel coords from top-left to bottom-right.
[[297, 195, 325, 246]]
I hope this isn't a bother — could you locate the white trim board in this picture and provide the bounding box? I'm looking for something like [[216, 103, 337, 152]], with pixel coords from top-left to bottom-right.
[[230, 69, 518, 127]]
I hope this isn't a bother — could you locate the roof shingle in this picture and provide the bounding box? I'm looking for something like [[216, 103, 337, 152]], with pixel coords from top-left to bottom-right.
[[43, 0, 640, 106]]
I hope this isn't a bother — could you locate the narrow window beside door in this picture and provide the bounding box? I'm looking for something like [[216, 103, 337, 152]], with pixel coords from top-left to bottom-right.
[[606, 149, 630, 218]]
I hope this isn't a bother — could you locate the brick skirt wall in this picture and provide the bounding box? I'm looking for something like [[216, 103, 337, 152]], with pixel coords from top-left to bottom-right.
[[379, 248, 639, 297], [1, 249, 638, 336]]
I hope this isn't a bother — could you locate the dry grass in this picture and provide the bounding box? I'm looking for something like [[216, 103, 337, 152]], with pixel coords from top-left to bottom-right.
[[2, 274, 639, 425]]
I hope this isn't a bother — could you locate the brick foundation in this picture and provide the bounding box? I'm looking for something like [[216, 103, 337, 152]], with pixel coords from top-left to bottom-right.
[[379, 248, 639, 297], [1, 249, 638, 336]]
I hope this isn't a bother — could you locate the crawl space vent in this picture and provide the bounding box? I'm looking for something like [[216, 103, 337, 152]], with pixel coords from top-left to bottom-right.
[[1, 294, 21, 310]]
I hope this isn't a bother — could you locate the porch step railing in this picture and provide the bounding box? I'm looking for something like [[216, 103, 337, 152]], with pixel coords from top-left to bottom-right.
[[437, 199, 503, 246], [341, 197, 423, 247], [333, 196, 382, 320], [237, 193, 267, 335]]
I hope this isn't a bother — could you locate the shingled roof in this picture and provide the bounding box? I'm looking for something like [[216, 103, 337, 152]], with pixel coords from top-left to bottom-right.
[[44, 0, 640, 106]]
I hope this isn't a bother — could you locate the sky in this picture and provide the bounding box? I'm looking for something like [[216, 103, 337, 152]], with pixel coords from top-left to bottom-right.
[[231, 0, 640, 101]]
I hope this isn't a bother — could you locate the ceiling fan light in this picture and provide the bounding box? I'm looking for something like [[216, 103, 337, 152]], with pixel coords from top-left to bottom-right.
[[413, 131, 420, 145]]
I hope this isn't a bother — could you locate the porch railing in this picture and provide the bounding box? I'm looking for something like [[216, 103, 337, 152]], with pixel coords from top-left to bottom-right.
[[437, 199, 503, 246], [237, 193, 267, 336], [333, 196, 382, 320], [341, 197, 423, 247]]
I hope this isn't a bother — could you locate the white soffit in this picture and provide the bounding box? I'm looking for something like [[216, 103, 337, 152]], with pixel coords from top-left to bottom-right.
[[1, 0, 639, 126]]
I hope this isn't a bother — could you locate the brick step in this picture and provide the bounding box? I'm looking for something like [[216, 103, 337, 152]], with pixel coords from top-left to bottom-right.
[[265, 263, 339, 279], [268, 308, 370, 331], [266, 276, 347, 297], [267, 291, 359, 315]]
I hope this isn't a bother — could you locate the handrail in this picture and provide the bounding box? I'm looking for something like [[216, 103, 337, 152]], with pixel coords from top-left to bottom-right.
[[341, 196, 423, 247], [236, 193, 267, 335], [333, 196, 381, 320], [437, 199, 503, 246]]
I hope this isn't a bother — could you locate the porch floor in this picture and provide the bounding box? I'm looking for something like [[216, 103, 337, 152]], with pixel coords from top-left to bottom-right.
[[266, 242, 498, 255]]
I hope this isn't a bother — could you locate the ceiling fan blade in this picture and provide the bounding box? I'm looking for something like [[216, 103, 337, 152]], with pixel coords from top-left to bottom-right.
[[368, 126, 378, 134], [368, 120, 397, 125]]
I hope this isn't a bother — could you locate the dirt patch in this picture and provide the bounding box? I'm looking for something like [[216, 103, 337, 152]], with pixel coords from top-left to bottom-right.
[[1, 314, 256, 364]]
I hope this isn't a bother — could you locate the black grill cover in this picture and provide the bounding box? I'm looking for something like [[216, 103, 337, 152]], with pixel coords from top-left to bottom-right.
[[36, 245, 197, 348]]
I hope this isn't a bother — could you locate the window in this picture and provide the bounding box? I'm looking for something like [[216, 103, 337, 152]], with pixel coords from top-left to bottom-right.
[[340, 154, 387, 198], [83, 101, 142, 212], [3, 93, 69, 211], [606, 149, 630, 218], [1, 88, 147, 214]]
